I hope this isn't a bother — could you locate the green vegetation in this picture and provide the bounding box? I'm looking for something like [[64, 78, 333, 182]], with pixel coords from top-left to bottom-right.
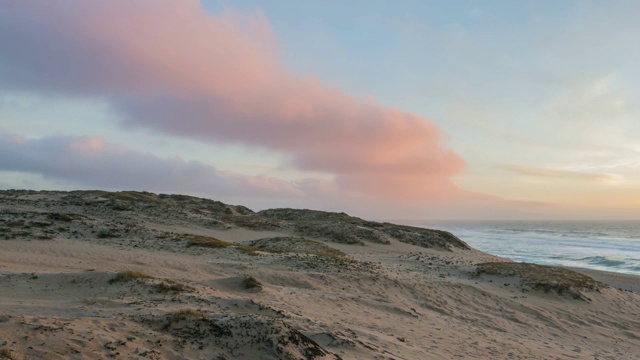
[[220, 214, 285, 231], [156, 309, 229, 338], [97, 229, 117, 238], [5, 220, 25, 228], [109, 271, 191, 293], [293, 221, 368, 245], [241, 276, 263, 291], [109, 270, 155, 284], [168, 309, 203, 322], [183, 234, 259, 255], [47, 213, 79, 222], [107, 191, 161, 203], [257, 208, 352, 222], [153, 281, 192, 294], [256, 208, 470, 250], [281, 253, 379, 274]]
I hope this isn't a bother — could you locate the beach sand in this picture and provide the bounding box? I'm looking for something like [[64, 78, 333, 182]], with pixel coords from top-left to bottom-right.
[[0, 190, 638, 359], [571, 267, 640, 293]]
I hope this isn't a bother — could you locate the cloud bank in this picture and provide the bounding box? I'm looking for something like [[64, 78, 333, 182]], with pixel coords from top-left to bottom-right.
[[0, 132, 304, 198], [0, 0, 467, 201]]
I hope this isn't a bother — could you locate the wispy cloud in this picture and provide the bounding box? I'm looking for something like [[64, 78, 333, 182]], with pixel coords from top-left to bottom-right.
[[0, 0, 467, 201], [502, 164, 613, 182]]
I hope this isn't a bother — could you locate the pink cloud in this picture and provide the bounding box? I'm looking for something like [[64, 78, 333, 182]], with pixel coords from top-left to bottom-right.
[[0, 0, 468, 201]]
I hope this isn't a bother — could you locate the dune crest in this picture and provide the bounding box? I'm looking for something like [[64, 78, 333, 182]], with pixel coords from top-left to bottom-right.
[[0, 190, 639, 359]]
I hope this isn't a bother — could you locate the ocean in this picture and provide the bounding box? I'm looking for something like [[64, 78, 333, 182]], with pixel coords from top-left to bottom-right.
[[414, 220, 640, 276]]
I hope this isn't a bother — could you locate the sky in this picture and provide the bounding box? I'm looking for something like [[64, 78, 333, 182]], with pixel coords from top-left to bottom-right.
[[1, 0, 639, 220]]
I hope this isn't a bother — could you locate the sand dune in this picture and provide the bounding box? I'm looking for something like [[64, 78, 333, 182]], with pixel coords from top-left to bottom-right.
[[0, 190, 639, 359]]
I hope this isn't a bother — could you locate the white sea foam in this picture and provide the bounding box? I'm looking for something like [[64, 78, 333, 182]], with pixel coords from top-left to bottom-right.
[[415, 221, 640, 276]]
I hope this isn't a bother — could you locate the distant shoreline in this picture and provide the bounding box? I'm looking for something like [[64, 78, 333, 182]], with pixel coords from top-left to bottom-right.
[[405, 219, 640, 278]]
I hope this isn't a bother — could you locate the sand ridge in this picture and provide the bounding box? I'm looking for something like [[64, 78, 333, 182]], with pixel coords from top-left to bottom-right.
[[0, 190, 639, 359]]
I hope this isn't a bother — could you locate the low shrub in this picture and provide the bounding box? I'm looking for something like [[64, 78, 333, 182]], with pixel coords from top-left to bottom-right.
[[475, 262, 606, 300], [109, 270, 155, 284], [153, 281, 192, 294], [241, 276, 263, 291]]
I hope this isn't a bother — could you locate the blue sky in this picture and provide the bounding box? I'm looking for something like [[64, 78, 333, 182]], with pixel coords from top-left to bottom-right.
[[1, 1, 639, 219], [210, 0, 640, 214]]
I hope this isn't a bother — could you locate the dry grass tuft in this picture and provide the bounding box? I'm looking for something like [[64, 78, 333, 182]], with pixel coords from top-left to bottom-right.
[[109, 271, 192, 293], [183, 234, 259, 255], [168, 309, 203, 322], [109, 270, 155, 284], [153, 281, 192, 294]]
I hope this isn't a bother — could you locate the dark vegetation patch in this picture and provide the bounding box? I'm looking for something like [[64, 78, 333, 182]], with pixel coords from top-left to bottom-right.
[[109, 271, 192, 293], [241, 276, 263, 291], [57, 190, 252, 217], [182, 234, 259, 255], [30, 221, 52, 227], [109, 270, 155, 284], [107, 191, 160, 203], [0, 347, 14, 360], [1, 190, 467, 251], [47, 212, 88, 222], [258, 208, 353, 222], [294, 221, 387, 245], [279, 254, 380, 274], [138, 312, 334, 360], [12, 231, 31, 237], [4, 219, 25, 228], [257, 208, 470, 250], [159, 193, 253, 215], [220, 214, 288, 231], [153, 281, 193, 294], [168, 309, 204, 322], [287, 329, 330, 358], [0, 189, 42, 196], [475, 262, 607, 300], [378, 225, 467, 249], [97, 228, 119, 239]]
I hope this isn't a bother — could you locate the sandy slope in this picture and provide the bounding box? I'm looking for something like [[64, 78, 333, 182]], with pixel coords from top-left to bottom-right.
[[0, 190, 639, 360]]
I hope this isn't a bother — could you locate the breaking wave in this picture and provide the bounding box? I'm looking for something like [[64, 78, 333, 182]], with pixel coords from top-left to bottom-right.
[[412, 220, 640, 276]]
